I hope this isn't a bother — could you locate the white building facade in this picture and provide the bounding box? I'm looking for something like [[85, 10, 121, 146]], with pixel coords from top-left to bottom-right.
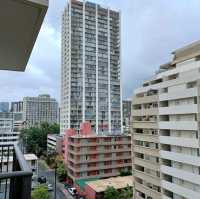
[[132, 41, 200, 199], [47, 134, 63, 154], [61, 0, 122, 135], [0, 112, 19, 146], [23, 94, 58, 127]]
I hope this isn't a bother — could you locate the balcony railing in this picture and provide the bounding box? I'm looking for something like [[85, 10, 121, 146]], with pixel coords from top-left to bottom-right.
[[0, 144, 32, 199]]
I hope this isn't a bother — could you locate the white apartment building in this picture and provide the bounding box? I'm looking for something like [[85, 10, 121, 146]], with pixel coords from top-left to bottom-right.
[[0, 112, 19, 146], [132, 41, 200, 199], [47, 134, 63, 154], [23, 94, 58, 127], [61, 0, 122, 135]]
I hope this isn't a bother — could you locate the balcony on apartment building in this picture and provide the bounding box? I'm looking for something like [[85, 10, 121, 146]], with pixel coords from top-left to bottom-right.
[[134, 178, 162, 199], [0, 0, 48, 198], [132, 115, 158, 129], [133, 90, 158, 105]]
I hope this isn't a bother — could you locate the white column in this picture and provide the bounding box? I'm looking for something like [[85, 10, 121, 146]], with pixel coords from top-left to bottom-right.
[[82, 1, 86, 123], [107, 9, 111, 134], [95, 4, 99, 134], [119, 11, 123, 134], [68, 0, 72, 129]]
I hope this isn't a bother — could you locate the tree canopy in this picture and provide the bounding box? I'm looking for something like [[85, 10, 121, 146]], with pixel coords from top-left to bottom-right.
[[104, 186, 120, 199], [20, 122, 59, 156], [104, 185, 133, 199], [31, 185, 49, 199], [57, 161, 68, 182]]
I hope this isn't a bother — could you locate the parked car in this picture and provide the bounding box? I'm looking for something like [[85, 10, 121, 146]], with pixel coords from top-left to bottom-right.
[[38, 176, 47, 184], [47, 184, 53, 191], [68, 187, 77, 196]]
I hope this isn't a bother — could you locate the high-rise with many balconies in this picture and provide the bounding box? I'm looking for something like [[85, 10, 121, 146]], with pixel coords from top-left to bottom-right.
[[61, 0, 122, 135], [132, 41, 200, 199]]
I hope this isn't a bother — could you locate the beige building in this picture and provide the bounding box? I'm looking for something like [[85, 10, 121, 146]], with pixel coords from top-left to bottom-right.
[[132, 41, 200, 199], [23, 94, 58, 127]]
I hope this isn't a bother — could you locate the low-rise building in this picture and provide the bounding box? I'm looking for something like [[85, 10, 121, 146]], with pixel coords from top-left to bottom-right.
[[63, 122, 132, 186], [84, 176, 132, 199], [47, 134, 63, 154]]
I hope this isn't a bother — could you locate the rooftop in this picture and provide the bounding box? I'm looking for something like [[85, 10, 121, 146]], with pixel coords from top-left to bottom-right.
[[172, 40, 200, 65], [86, 176, 132, 193], [24, 153, 38, 161], [2, 153, 38, 162], [70, 134, 131, 139]]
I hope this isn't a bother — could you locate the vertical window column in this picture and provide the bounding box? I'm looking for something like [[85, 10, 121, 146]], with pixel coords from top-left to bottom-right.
[[68, 2, 72, 129], [107, 9, 111, 134], [82, 1, 86, 123], [96, 4, 99, 134]]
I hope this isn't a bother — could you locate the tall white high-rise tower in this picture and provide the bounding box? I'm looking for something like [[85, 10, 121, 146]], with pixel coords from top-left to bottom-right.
[[61, 0, 122, 135]]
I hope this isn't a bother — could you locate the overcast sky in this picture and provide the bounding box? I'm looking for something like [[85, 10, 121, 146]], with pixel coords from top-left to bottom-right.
[[1, 0, 200, 102]]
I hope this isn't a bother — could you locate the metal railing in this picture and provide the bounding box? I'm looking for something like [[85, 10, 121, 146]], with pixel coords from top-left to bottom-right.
[[0, 143, 32, 199]]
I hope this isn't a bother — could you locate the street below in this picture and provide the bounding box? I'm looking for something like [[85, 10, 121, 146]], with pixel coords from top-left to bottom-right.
[[38, 160, 74, 199]]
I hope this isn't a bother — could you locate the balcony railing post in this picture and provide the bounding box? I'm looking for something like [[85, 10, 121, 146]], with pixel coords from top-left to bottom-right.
[[9, 176, 21, 199], [21, 175, 32, 199], [0, 144, 33, 199], [9, 151, 21, 199]]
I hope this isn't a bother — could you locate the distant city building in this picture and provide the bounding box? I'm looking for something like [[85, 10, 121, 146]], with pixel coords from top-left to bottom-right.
[[122, 100, 131, 134], [13, 112, 24, 131], [11, 101, 23, 112], [47, 134, 63, 154], [63, 122, 131, 184], [0, 102, 9, 112], [23, 94, 58, 127], [61, 0, 122, 134], [132, 41, 200, 199], [0, 112, 19, 146], [10, 101, 24, 131]]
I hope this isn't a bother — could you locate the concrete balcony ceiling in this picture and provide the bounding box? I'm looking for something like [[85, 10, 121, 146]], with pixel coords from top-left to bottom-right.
[[0, 0, 48, 71]]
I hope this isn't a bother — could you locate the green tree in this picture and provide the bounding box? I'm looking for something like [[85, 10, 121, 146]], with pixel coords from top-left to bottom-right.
[[119, 185, 133, 199], [20, 122, 60, 156], [104, 186, 120, 199], [31, 185, 49, 199], [57, 162, 68, 182]]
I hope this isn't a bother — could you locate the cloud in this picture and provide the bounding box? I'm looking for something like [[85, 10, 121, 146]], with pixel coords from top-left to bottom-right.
[[1, 0, 200, 102]]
